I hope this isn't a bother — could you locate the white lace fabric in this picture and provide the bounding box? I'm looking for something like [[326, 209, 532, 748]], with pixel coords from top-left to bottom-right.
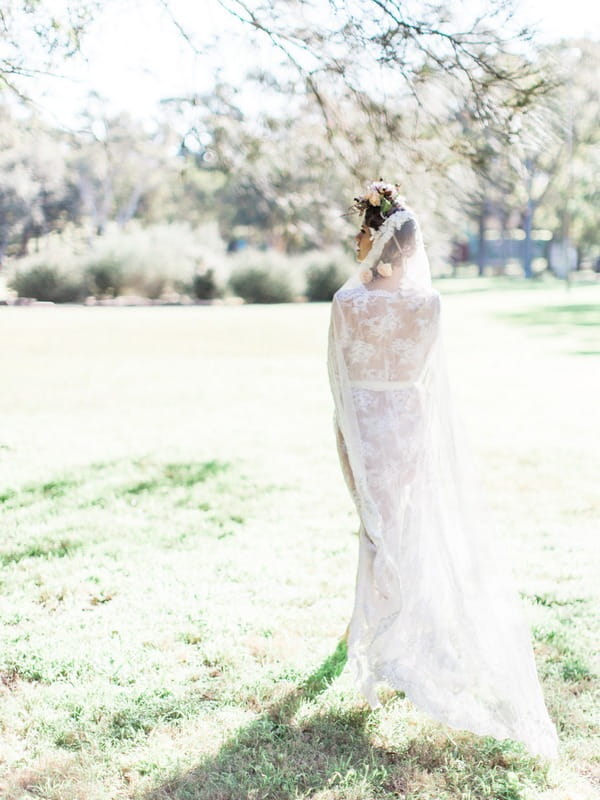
[[327, 218, 559, 759]]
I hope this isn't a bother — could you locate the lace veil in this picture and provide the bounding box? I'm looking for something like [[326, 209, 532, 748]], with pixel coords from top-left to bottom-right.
[[341, 207, 431, 293], [327, 206, 559, 759]]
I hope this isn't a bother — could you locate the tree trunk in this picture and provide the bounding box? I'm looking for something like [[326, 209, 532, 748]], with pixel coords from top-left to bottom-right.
[[500, 209, 508, 275], [116, 181, 145, 227], [477, 209, 486, 277], [522, 200, 533, 279], [522, 158, 534, 278]]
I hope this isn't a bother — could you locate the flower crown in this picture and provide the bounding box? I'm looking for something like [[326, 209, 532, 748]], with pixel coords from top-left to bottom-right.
[[351, 180, 404, 219]]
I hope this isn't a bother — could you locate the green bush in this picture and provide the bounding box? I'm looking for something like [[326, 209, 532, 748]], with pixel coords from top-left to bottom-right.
[[80, 222, 224, 299], [228, 267, 293, 304], [305, 262, 346, 301], [9, 265, 85, 303], [84, 257, 124, 297], [192, 269, 222, 300]]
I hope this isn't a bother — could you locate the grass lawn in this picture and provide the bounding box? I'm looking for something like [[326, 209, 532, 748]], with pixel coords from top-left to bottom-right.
[[0, 279, 598, 800]]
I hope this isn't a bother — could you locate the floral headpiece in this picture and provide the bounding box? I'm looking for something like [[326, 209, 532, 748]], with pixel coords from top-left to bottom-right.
[[351, 180, 403, 219]]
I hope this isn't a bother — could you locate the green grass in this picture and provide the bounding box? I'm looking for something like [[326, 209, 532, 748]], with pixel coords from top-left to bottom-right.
[[503, 303, 599, 327], [0, 284, 598, 799], [499, 301, 600, 355]]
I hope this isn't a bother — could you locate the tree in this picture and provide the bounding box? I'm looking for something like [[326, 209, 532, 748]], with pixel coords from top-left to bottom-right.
[[0, 1, 97, 97], [192, 1, 547, 171], [157, 0, 549, 257], [532, 40, 600, 266], [0, 105, 80, 262], [71, 102, 179, 236], [161, 82, 354, 251]]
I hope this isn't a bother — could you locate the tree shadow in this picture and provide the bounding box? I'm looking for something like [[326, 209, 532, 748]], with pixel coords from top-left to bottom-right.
[[142, 642, 546, 800], [499, 303, 599, 356], [143, 641, 366, 800], [502, 303, 599, 329]]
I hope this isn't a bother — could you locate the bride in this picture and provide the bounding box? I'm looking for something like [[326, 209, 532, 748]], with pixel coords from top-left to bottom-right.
[[327, 180, 559, 759]]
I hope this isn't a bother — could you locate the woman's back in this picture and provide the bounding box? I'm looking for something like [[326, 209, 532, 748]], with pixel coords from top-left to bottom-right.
[[331, 285, 441, 384]]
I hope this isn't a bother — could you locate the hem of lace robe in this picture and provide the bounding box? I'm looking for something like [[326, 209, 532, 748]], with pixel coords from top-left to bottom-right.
[[346, 653, 559, 760]]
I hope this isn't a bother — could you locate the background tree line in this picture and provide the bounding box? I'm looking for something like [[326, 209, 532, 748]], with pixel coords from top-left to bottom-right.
[[0, 1, 598, 301]]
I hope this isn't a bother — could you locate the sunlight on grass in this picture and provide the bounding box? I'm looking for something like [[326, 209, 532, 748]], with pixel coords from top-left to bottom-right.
[[0, 285, 598, 799]]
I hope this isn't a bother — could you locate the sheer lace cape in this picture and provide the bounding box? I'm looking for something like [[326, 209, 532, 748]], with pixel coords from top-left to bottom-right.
[[327, 210, 559, 759]]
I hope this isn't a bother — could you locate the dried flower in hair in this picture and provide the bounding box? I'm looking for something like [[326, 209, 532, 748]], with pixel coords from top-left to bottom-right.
[[350, 180, 403, 217]]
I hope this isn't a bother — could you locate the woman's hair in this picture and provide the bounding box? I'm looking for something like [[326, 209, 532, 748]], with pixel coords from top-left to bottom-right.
[[364, 204, 388, 231], [365, 204, 417, 263]]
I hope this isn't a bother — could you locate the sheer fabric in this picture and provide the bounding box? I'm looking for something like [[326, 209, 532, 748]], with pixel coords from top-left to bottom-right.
[[327, 212, 559, 759]]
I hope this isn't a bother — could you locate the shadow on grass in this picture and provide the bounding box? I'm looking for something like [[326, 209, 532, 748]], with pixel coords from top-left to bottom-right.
[[0, 477, 80, 508], [433, 274, 561, 296], [121, 459, 230, 496], [500, 303, 599, 330], [143, 642, 546, 800], [0, 457, 239, 563], [499, 303, 600, 356], [0, 459, 232, 510]]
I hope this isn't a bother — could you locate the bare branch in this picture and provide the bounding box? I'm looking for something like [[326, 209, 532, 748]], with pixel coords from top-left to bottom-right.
[[157, 0, 207, 56]]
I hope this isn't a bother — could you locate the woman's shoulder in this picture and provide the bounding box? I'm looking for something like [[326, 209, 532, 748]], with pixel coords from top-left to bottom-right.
[[332, 286, 440, 307], [396, 287, 440, 309], [384, 289, 440, 324], [333, 284, 362, 302], [417, 289, 441, 318], [427, 288, 441, 309], [331, 285, 367, 316]]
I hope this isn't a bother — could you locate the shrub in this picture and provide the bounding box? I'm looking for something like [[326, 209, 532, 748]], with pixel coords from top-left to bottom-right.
[[305, 262, 346, 301], [228, 267, 293, 304], [9, 265, 85, 303], [80, 222, 224, 299], [84, 256, 124, 297], [192, 269, 222, 300]]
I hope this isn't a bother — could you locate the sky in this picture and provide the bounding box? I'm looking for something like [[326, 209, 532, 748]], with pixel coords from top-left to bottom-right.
[[20, 0, 600, 131]]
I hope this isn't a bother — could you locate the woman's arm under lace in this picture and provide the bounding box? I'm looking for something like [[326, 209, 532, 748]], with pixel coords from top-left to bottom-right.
[[335, 417, 359, 502]]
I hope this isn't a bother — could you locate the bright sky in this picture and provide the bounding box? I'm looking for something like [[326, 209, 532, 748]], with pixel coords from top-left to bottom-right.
[[518, 0, 600, 39], [23, 0, 600, 130]]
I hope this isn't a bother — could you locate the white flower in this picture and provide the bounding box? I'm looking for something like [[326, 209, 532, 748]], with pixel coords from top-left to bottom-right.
[[377, 261, 393, 277], [359, 268, 374, 284]]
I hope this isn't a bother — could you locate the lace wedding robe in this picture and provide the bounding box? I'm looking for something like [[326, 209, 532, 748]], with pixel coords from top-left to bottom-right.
[[327, 220, 559, 759]]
